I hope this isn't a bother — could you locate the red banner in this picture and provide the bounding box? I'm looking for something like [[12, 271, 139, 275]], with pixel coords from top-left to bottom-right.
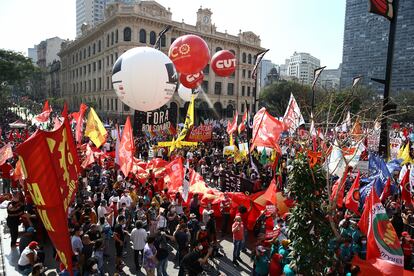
[[187, 124, 213, 142], [16, 117, 80, 273]]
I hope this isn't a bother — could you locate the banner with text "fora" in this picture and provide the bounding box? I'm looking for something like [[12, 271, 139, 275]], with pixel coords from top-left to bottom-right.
[[16, 117, 80, 275]]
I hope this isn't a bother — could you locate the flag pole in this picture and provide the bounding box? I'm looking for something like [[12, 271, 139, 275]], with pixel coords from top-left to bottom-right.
[[378, 0, 399, 159]]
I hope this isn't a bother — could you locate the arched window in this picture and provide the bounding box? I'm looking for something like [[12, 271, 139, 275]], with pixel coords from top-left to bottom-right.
[[115, 29, 118, 43], [161, 34, 166, 47], [111, 32, 114, 45], [248, 54, 252, 64], [242, 52, 246, 63], [226, 105, 234, 118], [93, 43, 96, 55], [230, 49, 236, 55], [98, 40, 101, 52], [149, 31, 156, 45], [123, 27, 131, 41], [215, 47, 222, 52], [139, 29, 146, 43]]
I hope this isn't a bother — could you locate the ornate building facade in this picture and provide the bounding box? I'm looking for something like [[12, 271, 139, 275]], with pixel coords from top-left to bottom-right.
[[59, 1, 265, 122]]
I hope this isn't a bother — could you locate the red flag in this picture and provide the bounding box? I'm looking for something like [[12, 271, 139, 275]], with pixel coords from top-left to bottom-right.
[[380, 177, 392, 202], [238, 111, 248, 133], [330, 170, 348, 208], [119, 116, 134, 177], [251, 108, 284, 151], [226, 111, 238, 135], [75, 103, 88, 144], [81, 144, 96, 169], [358, 186, 404, 275], [8, 130, 14, 142], [169, 124, 177, 136], [16, 116, 80, 274], [400, 169, 411, 204], [34, 100, 52, 123], [12, 159, 24, 181], [15, 130, 22, 139], [345, 171, 361, 215], [24, 129, 29, 140], [0, 143, 13, 166], [163, 157, 184, 192]]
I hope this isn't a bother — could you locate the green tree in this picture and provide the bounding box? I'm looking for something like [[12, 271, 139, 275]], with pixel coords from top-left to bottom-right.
[[259, 81, 313, 119], [286, 153, 334, 275], [393, 90, 414, 122]]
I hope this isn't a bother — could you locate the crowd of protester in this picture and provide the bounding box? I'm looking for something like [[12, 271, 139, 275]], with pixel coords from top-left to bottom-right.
[[2, 109, 414, 276]]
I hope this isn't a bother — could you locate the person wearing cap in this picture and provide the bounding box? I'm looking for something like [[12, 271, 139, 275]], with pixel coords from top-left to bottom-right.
[[18, 241, 38, 275], [232, 215, 244, 266], [19, 227, 36, 254], [279, 239, 291, 267], [254, 245, 270, 276], [187, 213, 200, 247]]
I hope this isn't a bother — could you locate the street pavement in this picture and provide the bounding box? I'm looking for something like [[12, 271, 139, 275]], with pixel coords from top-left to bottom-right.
[[0, 207, 255, 275]]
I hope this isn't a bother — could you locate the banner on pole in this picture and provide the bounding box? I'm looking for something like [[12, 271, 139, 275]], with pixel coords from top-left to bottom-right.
[[187, 124, 213, 142]]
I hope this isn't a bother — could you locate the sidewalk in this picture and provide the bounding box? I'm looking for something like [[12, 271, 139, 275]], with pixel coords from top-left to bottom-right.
[[0, 205, 255, 275]]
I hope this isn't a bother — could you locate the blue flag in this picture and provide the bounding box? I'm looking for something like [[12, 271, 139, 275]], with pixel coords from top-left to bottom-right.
[[359, 176, 383, 208], [368, 153, 392, 184]]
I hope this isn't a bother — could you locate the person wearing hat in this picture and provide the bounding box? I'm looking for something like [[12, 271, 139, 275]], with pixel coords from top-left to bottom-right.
[[254, 245, 270, 276], [232, 215, 244, 266], [279, 239, 291, 267], [187, 213, 200, 247], [18, 241, 39, 275], [19, 227, 36, 254]]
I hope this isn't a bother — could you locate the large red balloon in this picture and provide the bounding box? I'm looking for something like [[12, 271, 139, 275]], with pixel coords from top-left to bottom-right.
[[168, 34, 210, 74], [211, 50, 236, 77], [180, 71, 204, 89]]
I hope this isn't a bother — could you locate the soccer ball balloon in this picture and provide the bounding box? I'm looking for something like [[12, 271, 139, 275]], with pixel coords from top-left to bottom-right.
[[112, 47, 178, 112]]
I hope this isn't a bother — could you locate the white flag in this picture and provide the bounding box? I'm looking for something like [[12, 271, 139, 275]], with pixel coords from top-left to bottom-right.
[[283, 93, 305, 133]]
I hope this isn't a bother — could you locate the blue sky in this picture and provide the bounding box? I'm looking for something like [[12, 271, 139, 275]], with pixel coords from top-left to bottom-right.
[[0, 0, 345, 69]]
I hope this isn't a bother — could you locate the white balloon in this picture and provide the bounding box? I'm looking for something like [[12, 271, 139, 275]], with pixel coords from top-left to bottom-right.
[[112, 47, 178, 112], [177, 84, 199, 102]]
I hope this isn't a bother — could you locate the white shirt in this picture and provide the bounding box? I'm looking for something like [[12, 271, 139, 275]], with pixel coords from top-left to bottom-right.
[[130, 228, 148, 250], [119, 194, 132, 208], [97, 205, 108, 219], [202, 209, 210, 225], [157, 215, 167, 229], [18, 247, 36, 266]]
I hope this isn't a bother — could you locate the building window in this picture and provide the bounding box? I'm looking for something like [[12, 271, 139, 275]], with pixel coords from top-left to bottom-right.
[[149, 31, 156, 45], [242, 53, 246, 63], [139, 29, 146, 43], [203, 65, 209, 75], [80, 82, 82, 92], [93, 79, 96, 91], [98, 77, 101, 90], [106, 77, 110, 90], [115, 99, 118, 111], [88, 64, 91, 73], [106, 56, 109, 66], [202, 81, 208, 93], [115, 52, 118, 61], [241, 103, 245, 113], [84, 81, 86, 92], [253, 87, 256, 98], [72, 55, 75, 64], [170, 37, 176, 44], [83, 48, 86, 58], [111, 32, 114, 45], [247, 86, 251, 97], [248, 70, 251, 79], [88, 46, 91, 57], [215, 47, 222, 52], [214, 82, 222, 95], [161, 34, 166, 47], [83, 66, 86, 75], [242, 86, 245, 96], [88, 80, 91, 91], [115, 29, 118, 43], [93, 43, 96, 55], [242, 69, 246, 78], [230, 49, 236, 55], [107, 34, 109, 47], [124, 27, 132, 41], [98, 40, 101, 52], [106, 99, 109, 110], [111, 54, 113, 65], [248, 54, 252, 64], [99, 98, 102, 110], [98, 60, 101, 70], [124, 104, 130, 111], [227, 83, 234, 95], [111, 99, 113, 110]]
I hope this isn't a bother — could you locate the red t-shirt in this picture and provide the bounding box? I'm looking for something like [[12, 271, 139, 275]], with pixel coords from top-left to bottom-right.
[[269, 253, 283, 276], [232, 222, 244, 241], [0, 163, 13, 179]]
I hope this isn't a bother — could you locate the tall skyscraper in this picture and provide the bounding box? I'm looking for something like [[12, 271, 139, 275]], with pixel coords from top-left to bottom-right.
[[76, 0, 108, 37], [340, 0, 414, 92], [287, 52, 320, 85]]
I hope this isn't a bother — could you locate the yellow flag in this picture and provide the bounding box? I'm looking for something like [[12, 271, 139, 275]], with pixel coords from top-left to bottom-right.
[[229, 133, 234, 146], [85, 107, 107, 148], [400, 143, 413, 165], [176, 95, 194, 142]]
